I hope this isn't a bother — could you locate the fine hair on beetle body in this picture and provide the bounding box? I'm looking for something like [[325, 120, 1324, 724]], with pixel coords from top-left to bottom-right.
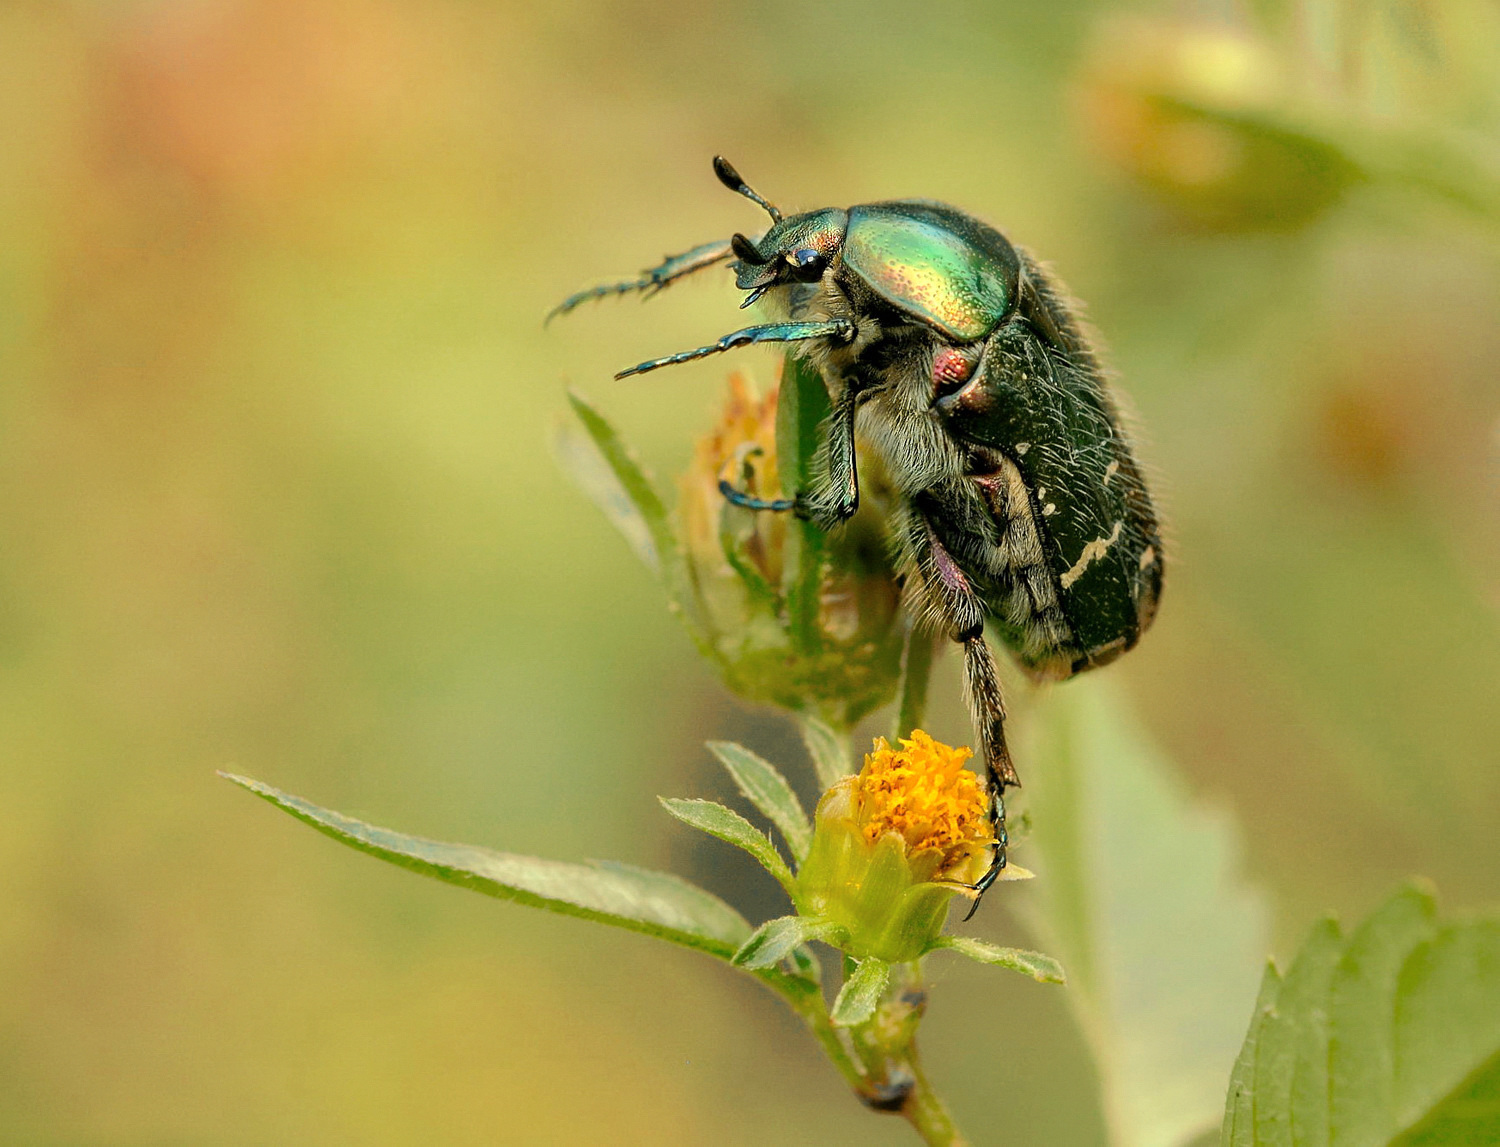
[[551, 157, 1165, 908]]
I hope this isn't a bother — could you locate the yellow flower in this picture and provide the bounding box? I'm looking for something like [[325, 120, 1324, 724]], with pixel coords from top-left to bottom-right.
[[795, 732, 999, 963], [853, 732, 995, 887]]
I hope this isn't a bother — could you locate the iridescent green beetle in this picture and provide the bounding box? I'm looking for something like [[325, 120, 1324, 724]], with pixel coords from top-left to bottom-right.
[[552, 158, 1164, 897]]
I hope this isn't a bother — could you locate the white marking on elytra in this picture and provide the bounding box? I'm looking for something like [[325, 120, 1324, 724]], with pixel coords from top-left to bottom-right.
[[1016, 442, 1031, 455], [1103, 460, 1119, 485], [1061, 520, 1123, 589], [1139, 544, 1156, 570], [1043, 503, 1056, 516]]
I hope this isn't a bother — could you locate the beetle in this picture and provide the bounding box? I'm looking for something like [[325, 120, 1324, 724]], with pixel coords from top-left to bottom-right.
[[551, 157, 1164, 898]]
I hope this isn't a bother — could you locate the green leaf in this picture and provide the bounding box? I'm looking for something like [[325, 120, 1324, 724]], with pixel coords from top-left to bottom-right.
[[561, 391, 677, 576], [831, 957, 890, 1027], [797, 713, 852, 791], [1022, 679, 1270, 1147], [222, 773, 751, 959], [1224, 963, 1283, 1147], [1219, 884, 1500, 1147], [706, 741, 813, 864], [732, 914, 846, 970], [1329, 885, 1439, 1144], [1252, 918, 1342, 1147], [926, 935, 1066, 983], [658, 797, 795, 894]]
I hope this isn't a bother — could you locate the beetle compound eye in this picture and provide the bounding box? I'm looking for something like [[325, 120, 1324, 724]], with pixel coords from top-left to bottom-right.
[[787, 248, 826, 282], [931, 347, 976, 396]]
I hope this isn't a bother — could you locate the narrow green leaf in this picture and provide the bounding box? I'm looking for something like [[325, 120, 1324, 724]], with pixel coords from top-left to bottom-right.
[[563, 391, 677, 575], [1252, 918, 1342, 1147], [658, 797, 795, 894], [733, 915, 846, 970], [1219, 885, 1500, 1147], [797, 713, 852, 791], [223, 773, 751, 958], [1224, 962, 1283, 1147], [1023, 680, 1269, 1147], [707, 741, 813, 864], [831, 957, 890, 1027], [926, 935, 1066, 983]]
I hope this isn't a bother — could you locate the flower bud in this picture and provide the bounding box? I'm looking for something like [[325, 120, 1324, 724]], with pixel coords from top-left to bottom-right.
[[677, 372, 904, 727], [795, 732, 997, 963]]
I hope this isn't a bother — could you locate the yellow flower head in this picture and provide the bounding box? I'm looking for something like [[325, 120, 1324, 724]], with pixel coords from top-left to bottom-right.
[[854, 731, 995, 883], [794, 731, 999, 961]]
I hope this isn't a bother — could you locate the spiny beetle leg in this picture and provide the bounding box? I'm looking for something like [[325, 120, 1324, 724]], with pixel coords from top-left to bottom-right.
[[545, 239, 735, 324]]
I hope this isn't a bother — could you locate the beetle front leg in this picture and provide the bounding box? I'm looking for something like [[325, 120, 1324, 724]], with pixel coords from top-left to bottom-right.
[[798, 383, 860, 529]]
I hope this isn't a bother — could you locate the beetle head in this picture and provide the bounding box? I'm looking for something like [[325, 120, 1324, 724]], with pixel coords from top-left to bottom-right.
[[713, 157, 848, 307]]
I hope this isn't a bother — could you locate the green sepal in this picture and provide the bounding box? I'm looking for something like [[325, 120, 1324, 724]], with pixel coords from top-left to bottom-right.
[[707, 741, 813, 864], [658, 797, 795, 895], [796, 823, 957, 964], [925, 935, 1066, 984], [562, 391, 705, 640], [775, 353, 831, 656], [563, 390, 676, 576], [732, 915, 848, 970], [222, 773, 751, 959], [894, 623, 936, 741], [831, 957, 891, 1027], [797, 714, 852, 791]]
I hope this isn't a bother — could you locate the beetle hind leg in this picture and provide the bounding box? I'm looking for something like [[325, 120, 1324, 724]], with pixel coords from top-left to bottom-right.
[[905, 508, 1017, 915], [959, 627, 1015, 919]]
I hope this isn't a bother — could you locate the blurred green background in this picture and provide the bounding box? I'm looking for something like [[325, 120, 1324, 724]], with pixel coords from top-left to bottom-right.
[[3, 0, 1498, 1142]]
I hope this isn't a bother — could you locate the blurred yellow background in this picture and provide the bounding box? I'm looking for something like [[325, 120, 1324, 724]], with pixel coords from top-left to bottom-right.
[[3, 0, 1498, 1142]]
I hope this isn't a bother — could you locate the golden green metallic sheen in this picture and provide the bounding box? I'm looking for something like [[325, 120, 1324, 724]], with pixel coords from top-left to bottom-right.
[[842, 203, 1018, 341]]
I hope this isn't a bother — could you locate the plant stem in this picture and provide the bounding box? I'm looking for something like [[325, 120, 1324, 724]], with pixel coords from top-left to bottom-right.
[[899, 1042, 969, 1147]]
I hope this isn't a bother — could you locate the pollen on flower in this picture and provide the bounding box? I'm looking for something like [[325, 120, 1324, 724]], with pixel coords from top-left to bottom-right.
[[854, 730, 995, 875]]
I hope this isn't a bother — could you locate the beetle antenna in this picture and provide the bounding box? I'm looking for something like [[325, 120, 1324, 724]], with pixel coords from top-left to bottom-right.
[[713, 156, 782, 224]]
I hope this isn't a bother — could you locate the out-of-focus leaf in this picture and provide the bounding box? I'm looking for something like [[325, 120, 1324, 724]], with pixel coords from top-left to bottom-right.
[[926, 935, 1066, 983], [1023, 679, 1269, 1147], [223, 773, 751, 958], [1219, 883, 1500, 1146], [560, 391, 675, 575], [707, 740, 812, 864], [658, 797, 795, 894], [831, 957, 890, 1028], [798, 714, 853, 791], [732, 915, 846, 970]]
